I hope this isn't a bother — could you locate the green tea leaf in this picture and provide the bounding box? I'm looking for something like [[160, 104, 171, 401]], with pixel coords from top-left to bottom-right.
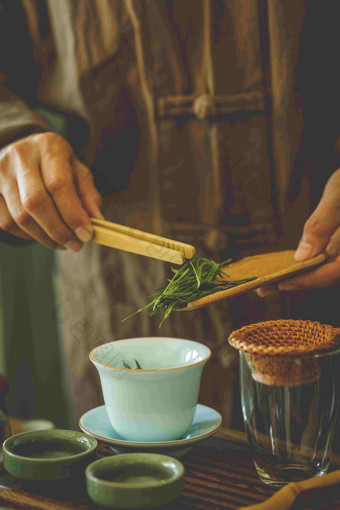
[[123, 255, 256, 327], [122, 359, 143, 370]]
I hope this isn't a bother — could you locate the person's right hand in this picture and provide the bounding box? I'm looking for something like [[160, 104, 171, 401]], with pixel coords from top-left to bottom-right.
[[0, 132, 103, 250]]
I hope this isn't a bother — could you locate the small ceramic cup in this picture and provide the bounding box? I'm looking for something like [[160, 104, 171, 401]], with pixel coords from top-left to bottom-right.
[[90, 337, 211, 442], [86, 453, 184, 509], [3, 429, 97, 481]]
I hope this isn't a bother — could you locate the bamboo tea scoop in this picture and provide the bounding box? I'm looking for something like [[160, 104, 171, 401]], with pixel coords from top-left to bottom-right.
[[240, 469, 340, 509], [183, 250, 326, 310], [90, 218, 195, 264]]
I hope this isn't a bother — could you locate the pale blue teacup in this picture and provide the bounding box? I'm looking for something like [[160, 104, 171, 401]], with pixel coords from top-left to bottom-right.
[[90, 337, 211, 442]]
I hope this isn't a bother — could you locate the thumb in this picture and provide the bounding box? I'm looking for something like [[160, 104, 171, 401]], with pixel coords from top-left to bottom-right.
[[295, 198, 340, 261]]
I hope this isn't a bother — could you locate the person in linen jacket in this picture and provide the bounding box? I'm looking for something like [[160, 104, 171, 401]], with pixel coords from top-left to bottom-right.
[[0, 0, 339, 421]]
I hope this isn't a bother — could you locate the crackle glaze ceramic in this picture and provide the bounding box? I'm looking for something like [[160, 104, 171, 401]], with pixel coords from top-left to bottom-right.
[[86, 453, 184, 509], [3, 429, 97, 481]]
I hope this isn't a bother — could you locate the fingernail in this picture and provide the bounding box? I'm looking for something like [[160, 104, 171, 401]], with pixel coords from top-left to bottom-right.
[[93, 212, 105, 220], [65, 240, 83, 252], [294, 241, 313, 261], [75, 225, 93, 243], [256, 287, 276, 298]]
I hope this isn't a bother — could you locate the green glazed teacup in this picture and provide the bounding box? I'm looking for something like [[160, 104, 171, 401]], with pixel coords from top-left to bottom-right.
[[3, 429, 97, 481], [86, 453, 184, 509]]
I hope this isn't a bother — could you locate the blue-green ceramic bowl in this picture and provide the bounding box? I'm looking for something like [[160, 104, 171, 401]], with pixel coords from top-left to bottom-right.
[[86, 453, 184, 509], [90, 337, 211, 442], [3, 429, 97, 481]]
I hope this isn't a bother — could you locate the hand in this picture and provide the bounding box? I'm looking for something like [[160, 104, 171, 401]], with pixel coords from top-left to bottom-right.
[[257, 168, 340, 296], [0, 132, 103, 250]]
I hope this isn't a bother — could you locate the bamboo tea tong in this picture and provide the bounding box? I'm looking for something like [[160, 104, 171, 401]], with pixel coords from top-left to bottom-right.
[[91, 218, 195, 264], [90, 219, 327, 310]]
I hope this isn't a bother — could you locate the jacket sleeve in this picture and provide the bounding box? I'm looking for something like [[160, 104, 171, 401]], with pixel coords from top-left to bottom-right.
[[0, 1, 54, 245], [0, 0, 53, 147], [0, 84, 51, 149]]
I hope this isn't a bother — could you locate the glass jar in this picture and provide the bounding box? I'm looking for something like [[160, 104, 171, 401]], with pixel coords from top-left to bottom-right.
[[240, 347, 340, 486]]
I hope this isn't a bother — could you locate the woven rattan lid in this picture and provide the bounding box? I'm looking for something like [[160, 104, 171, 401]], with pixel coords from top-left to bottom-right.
[[229, 320, 340, 386]]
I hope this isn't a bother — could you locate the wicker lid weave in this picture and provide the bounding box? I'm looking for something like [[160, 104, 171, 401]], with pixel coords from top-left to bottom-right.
[[229, 320, 340, 386]]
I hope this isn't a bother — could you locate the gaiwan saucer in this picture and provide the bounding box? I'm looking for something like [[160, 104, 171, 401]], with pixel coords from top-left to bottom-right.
[[79, 404, 222, 457]]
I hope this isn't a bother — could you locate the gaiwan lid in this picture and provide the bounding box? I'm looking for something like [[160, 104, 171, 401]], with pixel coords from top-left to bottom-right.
[[229, 320, 340, 386]]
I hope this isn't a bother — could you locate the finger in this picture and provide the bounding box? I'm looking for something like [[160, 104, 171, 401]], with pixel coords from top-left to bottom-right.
[[279, 255, 340, 290], [295, 194, 340, 263], [0, 195, 32, 240], [15, 153, 83, 251], [40, 147, 94, 242], [326, 226, 340, 259], [73, 158, 103, 219], [256, 285, 278, 298], [3, 182, 65, 250]]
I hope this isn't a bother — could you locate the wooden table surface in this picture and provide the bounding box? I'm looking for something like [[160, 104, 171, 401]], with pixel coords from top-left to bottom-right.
[[0, 427, 340, 510]]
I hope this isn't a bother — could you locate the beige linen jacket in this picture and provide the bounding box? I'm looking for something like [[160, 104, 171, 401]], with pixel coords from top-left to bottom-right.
[[1, 1, 339, 420]]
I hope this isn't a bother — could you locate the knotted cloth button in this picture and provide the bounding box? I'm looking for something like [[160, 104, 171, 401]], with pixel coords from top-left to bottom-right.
[[193, 94, 215, 120]]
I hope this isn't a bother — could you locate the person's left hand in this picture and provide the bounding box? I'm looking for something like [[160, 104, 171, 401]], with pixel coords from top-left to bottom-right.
[[257, 168, 340, 297]]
